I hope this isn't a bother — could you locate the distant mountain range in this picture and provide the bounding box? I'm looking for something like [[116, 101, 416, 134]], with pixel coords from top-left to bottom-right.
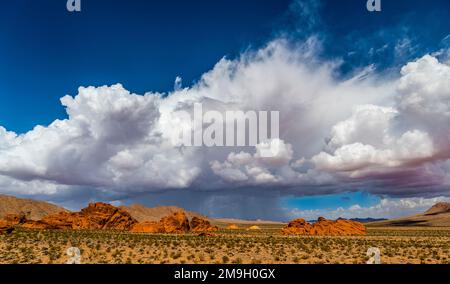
[[307, 218, 387, 224]]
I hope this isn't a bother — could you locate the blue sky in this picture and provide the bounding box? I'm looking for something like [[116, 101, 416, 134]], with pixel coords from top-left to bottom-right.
[[1, 0, 450, 220], [282, 192, 380, 213], [2, 0, 450, 134], [0, 0, 291, 133]]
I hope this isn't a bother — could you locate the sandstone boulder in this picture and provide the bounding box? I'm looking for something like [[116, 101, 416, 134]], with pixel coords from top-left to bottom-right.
[[282, 217, 366, 236], [190, 217, 218, 232], [226, 224, 239, 230], [247, 225, 261, 231]]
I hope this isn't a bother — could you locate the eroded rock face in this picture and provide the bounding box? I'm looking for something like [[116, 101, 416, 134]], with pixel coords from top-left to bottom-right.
[[190, 217, 218, 232], [78, 203, 138, 230], [26, 203, 138, 230], [282, 217, 366, 236]]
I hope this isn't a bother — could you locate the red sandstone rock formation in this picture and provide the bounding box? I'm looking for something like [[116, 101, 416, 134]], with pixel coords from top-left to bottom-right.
[[24, 203, 138, 230], [131, 212, 218, 234], [131, 211, 191, 233], [282, 217, 366, 236], [2, 203, 218, 235]]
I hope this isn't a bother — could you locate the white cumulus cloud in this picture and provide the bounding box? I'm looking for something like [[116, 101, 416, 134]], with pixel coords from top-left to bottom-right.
[[0, 40, 449, 205]]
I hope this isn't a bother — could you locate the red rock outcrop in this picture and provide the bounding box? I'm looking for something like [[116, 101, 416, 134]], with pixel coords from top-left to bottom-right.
[[3, 203, 218, 235], [131, 212, 217, 234], [190, 217, 218, 232], [282, 217, 366, 236], [131, 211, 191, 234], [23, 203, 138, 230], [77, 203, 138, 230]]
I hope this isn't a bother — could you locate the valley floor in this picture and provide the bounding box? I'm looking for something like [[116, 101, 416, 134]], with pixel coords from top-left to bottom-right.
[[0, 225, 449, 264]]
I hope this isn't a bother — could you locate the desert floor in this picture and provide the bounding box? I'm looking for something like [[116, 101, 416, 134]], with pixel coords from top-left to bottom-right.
[[0, 224, 449, 264]]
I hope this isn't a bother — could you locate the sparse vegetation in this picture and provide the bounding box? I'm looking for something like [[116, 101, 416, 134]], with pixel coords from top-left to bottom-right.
[[1, 224, 449, 264]]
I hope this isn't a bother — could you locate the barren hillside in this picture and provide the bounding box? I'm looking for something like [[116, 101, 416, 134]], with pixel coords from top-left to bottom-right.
[[0, 195, 68, 220]]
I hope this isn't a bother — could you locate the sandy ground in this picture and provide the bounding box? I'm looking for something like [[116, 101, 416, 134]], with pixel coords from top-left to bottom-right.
[[0, 224, 449, 264]]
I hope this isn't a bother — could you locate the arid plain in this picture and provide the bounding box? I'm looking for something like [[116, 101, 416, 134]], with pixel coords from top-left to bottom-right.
[[1, 225, 450, 264]]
